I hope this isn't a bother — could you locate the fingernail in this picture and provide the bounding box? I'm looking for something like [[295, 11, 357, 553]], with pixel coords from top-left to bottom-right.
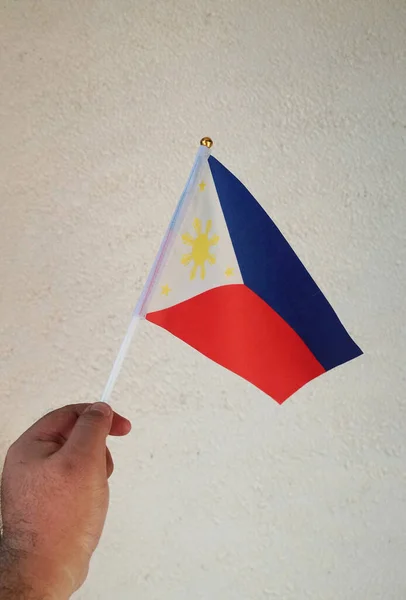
[[86, 402, 112, 417]]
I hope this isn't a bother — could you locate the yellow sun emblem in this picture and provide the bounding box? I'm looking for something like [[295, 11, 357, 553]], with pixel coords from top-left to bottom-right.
[[181, 218, 219, 280]]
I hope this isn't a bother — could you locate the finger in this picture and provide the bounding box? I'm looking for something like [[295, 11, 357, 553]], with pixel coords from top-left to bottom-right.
[[60, 403, 113, 467], [106, 447, 114, 478], [53, 405, 130, 436], [8, 404, 130, 463], [8, 406, 83, 461], [15, 404, 84, 446], [110, 411, 132, 437], [27, 403, 131, 438]]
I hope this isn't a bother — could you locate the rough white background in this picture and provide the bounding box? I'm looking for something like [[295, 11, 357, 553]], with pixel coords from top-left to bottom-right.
[[1, 0, 405, 598]]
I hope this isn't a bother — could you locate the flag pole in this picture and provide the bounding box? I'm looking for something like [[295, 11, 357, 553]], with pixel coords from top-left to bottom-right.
[[100, 137, 214, 404]]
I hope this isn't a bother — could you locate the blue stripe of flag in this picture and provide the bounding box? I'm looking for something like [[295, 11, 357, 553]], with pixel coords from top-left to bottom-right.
[[209, 155, 362, 372]]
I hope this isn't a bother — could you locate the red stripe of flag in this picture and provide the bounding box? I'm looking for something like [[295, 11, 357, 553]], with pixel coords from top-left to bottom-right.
[[146, 284, 325, 403]]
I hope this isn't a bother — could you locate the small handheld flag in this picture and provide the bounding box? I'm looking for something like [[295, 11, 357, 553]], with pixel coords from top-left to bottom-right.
[[101, 138, 362, 404]]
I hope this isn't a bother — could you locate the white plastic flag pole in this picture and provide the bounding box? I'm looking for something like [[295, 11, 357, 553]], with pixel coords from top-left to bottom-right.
[[100, 137, 214, 404], [100, 314, 141, 404]]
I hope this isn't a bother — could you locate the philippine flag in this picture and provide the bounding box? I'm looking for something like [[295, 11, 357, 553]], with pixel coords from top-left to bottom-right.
[[131, 140, 362, 404]]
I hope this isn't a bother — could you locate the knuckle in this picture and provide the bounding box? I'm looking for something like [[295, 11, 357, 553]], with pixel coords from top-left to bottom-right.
[[5, 440, 21, 461]]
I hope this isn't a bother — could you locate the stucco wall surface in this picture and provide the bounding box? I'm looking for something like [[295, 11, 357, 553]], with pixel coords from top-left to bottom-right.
[[1, 1, 405, 598]]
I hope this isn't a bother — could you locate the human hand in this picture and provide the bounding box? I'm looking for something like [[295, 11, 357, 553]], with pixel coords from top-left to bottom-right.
[[0, 402, 131, 599]]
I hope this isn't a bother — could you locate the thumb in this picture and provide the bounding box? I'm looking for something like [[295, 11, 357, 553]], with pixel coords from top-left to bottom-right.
[[62, 402, 113, 463]]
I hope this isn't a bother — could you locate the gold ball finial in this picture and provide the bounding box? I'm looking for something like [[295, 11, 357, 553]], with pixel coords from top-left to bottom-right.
[[200, 137, 213, 148]]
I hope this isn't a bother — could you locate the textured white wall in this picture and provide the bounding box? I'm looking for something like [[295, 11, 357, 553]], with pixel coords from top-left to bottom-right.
[[1, 1, 405, 598]]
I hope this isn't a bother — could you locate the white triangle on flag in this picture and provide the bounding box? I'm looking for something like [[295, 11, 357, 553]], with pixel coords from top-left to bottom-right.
[[145, 159, 243, 314]]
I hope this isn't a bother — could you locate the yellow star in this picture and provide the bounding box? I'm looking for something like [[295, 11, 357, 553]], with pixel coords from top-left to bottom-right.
[[198, 181, 206, 191], [161, 284, 171, 296], [225, 267, 234, 277]]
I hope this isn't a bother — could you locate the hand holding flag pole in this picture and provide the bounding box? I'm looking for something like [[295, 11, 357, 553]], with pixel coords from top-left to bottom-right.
[[100, 138, 214, 404]]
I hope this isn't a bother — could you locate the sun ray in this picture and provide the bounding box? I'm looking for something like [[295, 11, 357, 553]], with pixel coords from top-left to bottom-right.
[[205, 220, 212, 234], [190, 264, 197, 280], [181, 253, 193, 266], [200, 264, 206, 279], [193, 218, 201, 235], [181, 233, 194, 246], [208, 253, 216, 265], [209, 234, 219, 247]]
